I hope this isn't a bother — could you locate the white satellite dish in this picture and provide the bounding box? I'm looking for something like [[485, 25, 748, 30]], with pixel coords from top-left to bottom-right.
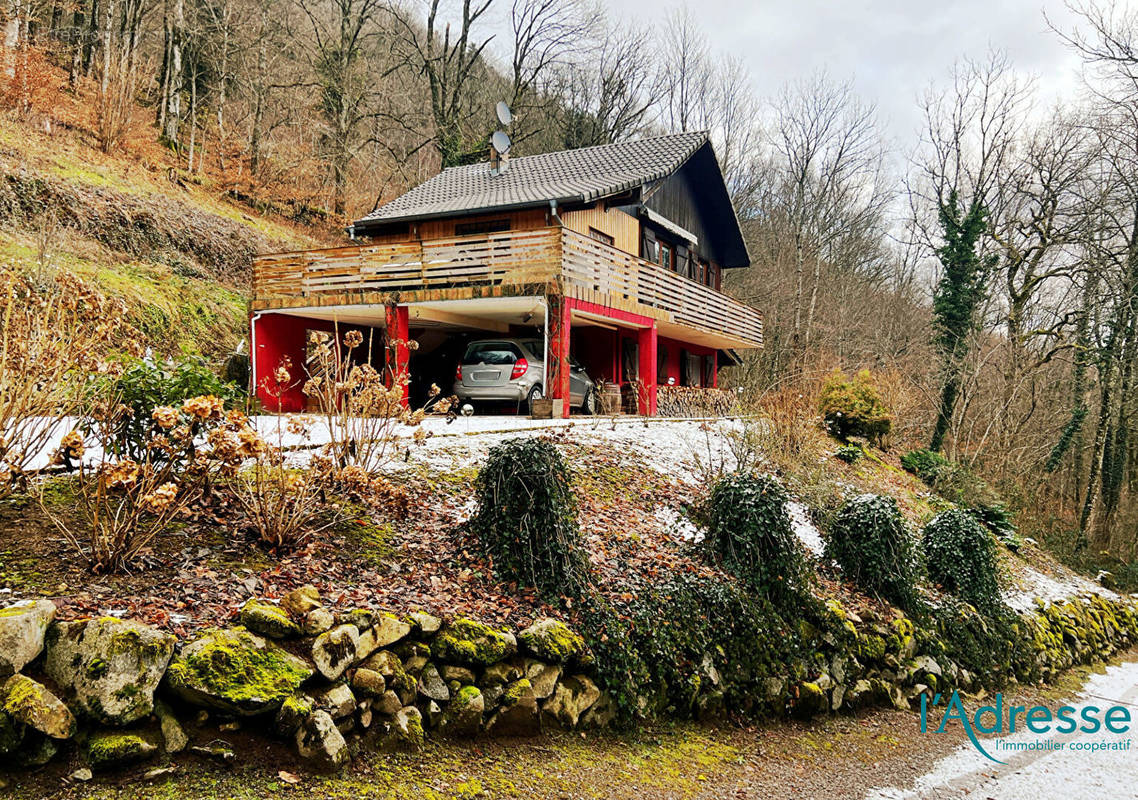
[[491, 130, 512, 155], [496, 101, 513, 126]]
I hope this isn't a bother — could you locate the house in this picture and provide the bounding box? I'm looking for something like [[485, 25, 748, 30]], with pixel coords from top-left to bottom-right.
[[250, 131, 762, 416]]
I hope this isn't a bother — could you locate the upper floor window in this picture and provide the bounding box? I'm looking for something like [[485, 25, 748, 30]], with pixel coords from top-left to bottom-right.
[[658, 241, 673, 270], [588, 227, 614, 246], [455, 218, 510, 236]]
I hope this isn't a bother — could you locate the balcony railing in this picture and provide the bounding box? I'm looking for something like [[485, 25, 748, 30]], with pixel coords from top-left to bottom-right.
[[252, 226, 763, 347]]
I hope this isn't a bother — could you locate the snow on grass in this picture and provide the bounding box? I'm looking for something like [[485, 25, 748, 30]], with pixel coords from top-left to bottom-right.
[[787, 500, 825, 555], [1001, 562, 1119, 613], [654, 505, 703, 543], [865, 659, 1138, 800]]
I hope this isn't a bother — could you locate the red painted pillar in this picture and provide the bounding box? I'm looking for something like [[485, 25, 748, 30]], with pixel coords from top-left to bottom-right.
[[252, 313, 309, 412], [547, 295, 572, 418], [384, 304, 410, 406], [637, 323, 658, 416]]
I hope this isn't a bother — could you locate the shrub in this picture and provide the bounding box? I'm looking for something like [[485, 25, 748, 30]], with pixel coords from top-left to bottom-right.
[[901, 448, 949, 483], [704, 472, 809, 611], [0, 270, 136, 499], [302, 329, 454, 474], [817, 369, 892, 444], [470, 437, 590, 597], [577, 574, 802, 724], [42, 395, 246, 573], [922, 509, 1002, 609], [107, 355, 243, 460], [826, 494, 922, 610], [834, 444, 864, 464]]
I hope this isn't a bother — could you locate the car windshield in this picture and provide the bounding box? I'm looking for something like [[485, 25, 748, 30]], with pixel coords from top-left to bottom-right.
[[462, 342, 520, 365]]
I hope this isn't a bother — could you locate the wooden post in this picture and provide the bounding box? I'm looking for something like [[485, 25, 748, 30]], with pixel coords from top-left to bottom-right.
[[547, 294, 571, 418], [384, 303, 410, 407], [637, 322, 658, 416]]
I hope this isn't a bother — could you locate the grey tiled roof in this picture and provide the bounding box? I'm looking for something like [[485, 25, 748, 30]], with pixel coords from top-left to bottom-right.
[[354, 131, 709, 227]]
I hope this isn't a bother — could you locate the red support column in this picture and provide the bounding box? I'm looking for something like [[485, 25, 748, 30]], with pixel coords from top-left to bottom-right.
[[252, 312, 310, 412], [547, 295, 572, 418], [384, 304, 410, 406], [637, 323, 658, 416]]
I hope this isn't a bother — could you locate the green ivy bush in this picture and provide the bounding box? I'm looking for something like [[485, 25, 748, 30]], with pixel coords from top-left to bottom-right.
[[577, 574, 805, 724], [826, 494, 922, 611], [900, 448, 949, 484], [834, 444, 864, 464], [817, 369, 892, 444], [922, 509, 1002, 610], [705, 472, 810, 612], [470, 437, 591, 597], [104, 355, 242, 459]]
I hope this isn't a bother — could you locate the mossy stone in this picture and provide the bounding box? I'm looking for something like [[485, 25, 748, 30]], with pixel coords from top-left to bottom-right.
[[240, 599, 301, 639], [1, 674, 75, 739], [164, 628, 313, 716], [517, 618, 589, 665], [85, 732, 157, 769], [432, 618, 516, 668]]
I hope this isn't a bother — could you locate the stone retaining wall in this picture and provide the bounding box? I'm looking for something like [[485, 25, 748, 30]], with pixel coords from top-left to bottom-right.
[[2, 586, 1137, 776]]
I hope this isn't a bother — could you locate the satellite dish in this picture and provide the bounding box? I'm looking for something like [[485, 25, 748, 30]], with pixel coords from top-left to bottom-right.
[[491, 130, 512, 154], [496, 101, 512, 126]]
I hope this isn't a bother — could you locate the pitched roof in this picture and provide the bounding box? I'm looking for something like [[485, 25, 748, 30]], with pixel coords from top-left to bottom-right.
[[353, 131, 710, 227]]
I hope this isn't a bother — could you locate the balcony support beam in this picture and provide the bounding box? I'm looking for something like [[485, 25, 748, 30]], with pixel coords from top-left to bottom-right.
[[638, 323, 658, 416], [547, 294, 572, 419], [384, 303, 410, 407]]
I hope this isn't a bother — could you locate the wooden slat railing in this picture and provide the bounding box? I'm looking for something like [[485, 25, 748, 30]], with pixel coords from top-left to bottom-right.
[[253, 227, 763, 347], [253, 229, 561, 300], [559, 229, 763, 346]]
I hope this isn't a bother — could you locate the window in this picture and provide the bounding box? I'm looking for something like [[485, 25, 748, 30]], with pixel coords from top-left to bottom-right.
[[588, 227, 614, 246], [659, 241, 673, 270], [454, 218, 510, 236], [462, 342, 521, 365]]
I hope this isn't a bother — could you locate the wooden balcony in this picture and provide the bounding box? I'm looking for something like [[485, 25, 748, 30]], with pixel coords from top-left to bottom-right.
[[252, 227, 763, 348]]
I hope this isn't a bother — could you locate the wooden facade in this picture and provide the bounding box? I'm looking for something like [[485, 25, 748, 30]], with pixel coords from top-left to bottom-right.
[[252, 222, 763, 350]]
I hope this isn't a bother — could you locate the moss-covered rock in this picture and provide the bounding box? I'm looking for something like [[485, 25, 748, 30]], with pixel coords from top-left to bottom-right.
[[517, 619, 590, 666], [486, 678, 540, 736], [275, 692, 315, 736], [432, 618, 516, 668], [43, 617, 174, 726], [440, 685, 484, 738], [1, 674, 75, 740], [85, 732, 157, 769], [239, 599, 301, 639], [164, 628, 312, 716], [0, 707, 24, 754]]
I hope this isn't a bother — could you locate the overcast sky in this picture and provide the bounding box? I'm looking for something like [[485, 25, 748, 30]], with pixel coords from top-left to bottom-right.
[[603, 0, 1101, 149]]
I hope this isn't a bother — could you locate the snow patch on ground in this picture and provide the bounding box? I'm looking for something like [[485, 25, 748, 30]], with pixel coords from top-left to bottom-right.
[[653, 505, 703, 543], [1001, 564, 1120, 613], [865, 659, 1138, 799], [787, 500, 825, 555]]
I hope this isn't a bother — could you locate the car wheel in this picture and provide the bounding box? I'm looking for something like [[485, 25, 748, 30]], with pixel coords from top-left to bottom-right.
[[582, 388, 598, 415], [526, 384, 543, 414]]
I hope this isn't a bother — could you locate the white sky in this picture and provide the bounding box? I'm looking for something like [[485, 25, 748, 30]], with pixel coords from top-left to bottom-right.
[[603, 0, 1100, 148]]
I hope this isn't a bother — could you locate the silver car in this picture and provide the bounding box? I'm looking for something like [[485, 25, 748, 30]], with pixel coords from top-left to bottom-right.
[[454, 338, 597, 414]]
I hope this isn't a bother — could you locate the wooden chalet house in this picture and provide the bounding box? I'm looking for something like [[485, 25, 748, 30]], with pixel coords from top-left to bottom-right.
[[250, 131, 762, 416]]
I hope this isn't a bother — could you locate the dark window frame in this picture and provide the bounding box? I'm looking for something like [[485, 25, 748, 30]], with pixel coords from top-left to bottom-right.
[[588, 227, 615, 246], [454, 218, 511, 236]]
